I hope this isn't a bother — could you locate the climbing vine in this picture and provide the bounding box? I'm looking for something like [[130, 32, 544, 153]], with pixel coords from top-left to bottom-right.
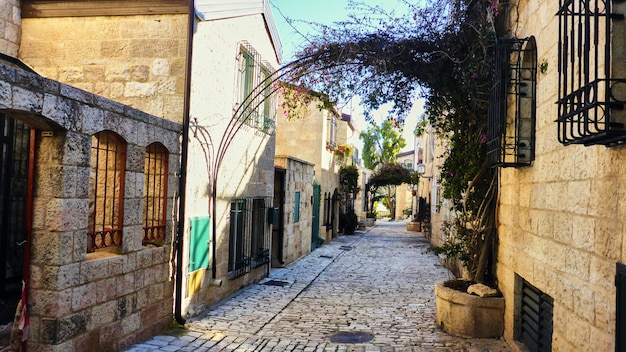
[[280, 0, 509, 283]]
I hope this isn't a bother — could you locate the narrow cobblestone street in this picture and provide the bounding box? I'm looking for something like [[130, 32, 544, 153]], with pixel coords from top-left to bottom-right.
[[126, 222, 511, 352]]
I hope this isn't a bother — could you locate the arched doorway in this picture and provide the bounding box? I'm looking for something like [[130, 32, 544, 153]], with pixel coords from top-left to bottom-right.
[[0, 114, 33, 325]]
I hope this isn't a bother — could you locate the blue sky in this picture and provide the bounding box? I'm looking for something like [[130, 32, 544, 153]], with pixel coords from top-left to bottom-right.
[[269, 0, 359, 62], [269, 0, 423, 151]]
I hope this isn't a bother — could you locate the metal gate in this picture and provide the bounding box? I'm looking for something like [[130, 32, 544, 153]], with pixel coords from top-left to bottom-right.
[[0, 115, 31, 306], [311, 183, 321, 251]]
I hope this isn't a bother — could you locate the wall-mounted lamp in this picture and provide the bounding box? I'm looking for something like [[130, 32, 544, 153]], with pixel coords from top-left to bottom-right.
[[416, 163, 433, 180]]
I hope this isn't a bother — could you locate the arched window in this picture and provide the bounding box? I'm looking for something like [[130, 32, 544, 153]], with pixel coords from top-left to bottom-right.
[[143, 143, 169, 245], [88, 131, 126, 252], [487, 36, 536, 167]]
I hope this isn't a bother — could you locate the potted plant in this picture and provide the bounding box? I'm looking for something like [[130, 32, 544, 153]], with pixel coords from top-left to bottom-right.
[[365, 211, 377, 226]]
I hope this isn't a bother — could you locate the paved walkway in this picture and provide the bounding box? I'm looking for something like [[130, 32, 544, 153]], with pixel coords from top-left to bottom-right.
[[126, 221, 511, 352]]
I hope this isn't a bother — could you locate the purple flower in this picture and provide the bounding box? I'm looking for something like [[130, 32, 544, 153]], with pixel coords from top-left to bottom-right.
[[480, 134, 488, 143], [471, 73, 478, 79]]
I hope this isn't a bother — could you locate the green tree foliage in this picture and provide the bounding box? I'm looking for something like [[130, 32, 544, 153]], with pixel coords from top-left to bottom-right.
[[339, 164, 360, 195], [283, 0, 508, 283], [366, 163, 413, 219], [360, 119, 406, 170], [367, 163, 412, 188]]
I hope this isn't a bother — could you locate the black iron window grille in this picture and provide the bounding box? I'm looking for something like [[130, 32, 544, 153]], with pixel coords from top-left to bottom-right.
[[88, 131, 127, 253], [142, 143, 169, 245], [488, 36, 537, 168], [236, 42, 276, 134], [228, 197, 271, 279], [556, 0, 626, 146], [251, 197, 271, 268], [517, 279, 553, 352]]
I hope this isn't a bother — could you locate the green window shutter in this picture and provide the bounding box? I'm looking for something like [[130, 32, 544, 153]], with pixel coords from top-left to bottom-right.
[[294, 192, 301, 223], [189, 216, 210, 272]]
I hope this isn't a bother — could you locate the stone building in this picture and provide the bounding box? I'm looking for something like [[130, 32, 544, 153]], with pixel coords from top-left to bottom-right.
[[395, 149, 416, 221], [0, 1, 184, 351], [489, 0, 626, 350], [0, 0, 282, 351], [275, 94, 344, 246]]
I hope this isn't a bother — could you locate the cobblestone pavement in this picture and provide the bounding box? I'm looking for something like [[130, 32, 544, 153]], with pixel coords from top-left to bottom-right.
[[126, 221, 512, 352]]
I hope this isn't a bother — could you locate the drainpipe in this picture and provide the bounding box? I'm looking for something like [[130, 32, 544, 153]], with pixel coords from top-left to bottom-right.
[[174, 0, 195, 326]]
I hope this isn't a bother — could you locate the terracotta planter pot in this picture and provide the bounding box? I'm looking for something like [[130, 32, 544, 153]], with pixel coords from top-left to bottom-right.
[[406, 222, 421, 232], [435, 280, 504, 338]]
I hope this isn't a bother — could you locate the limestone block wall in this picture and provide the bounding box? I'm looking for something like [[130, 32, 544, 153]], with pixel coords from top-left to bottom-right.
[[18, 14, 188, 122], [0, 0, 20, 56], [496, 0, 625, 350], [275, 156, 314, 265], [0, 62, 181, 352]]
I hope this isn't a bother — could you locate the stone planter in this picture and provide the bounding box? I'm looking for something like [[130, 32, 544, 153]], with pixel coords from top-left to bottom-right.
[[365, 217, 376, 227], [435, 280, 504, 338], [406, 222, 421, 232]]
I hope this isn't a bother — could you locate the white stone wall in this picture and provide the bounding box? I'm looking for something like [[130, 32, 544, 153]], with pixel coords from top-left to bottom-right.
[[181, 13, 279, 316]]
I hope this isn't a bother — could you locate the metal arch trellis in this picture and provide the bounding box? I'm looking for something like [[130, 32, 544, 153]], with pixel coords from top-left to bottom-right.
[[193, 50, 341, 279]]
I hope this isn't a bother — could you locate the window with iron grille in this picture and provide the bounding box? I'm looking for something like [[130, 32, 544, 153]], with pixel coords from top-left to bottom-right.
[[142, 143, 169, 245], [487, 37, 536, 168], [88, 131, 126, 253], [261, 64, 277, 134], [236, 42, 276, 134], [556, 0, 626, 146], [228, 197, 271, 279], [328, 115, 337, 150], [517, 278, 553, 352], [251, 198, 270, 268], [323, 191, 331, 230]]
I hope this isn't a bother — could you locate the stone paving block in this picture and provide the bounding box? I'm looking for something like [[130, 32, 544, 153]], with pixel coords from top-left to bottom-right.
[[144, 339, 169, 347], [153, 335, 176, 342]]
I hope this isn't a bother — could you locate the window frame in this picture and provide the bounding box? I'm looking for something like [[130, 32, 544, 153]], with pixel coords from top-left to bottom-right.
[[228, 197, 271, 279], [88, 131, 127, 253], [142, 142, 169, 245], [556, 0, 626, 146], [487, 36, 537, 168], [328, 115, 337, 150], [294, 191, 301, 223], [235, 42, 276, 135]]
